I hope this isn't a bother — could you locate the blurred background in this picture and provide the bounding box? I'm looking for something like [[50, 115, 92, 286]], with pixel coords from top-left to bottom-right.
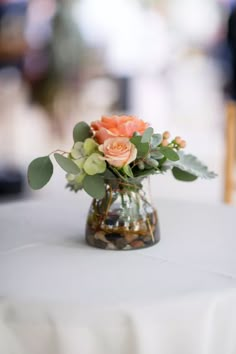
[[0, 0, 236, 204]]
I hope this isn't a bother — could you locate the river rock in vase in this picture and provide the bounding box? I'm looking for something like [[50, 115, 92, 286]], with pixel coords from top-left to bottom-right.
[[85, 178, 160, 250]]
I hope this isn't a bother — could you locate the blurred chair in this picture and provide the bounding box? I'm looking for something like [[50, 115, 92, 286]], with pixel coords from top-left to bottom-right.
[[0, 1, 27, 70], [224, 101, 236, 203], [224, 7, 236, 204], [0, 166, 24, 201]]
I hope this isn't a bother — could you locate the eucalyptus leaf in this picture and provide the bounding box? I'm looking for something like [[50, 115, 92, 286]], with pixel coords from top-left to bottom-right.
[[130, 135, 142, 146], [159, 147, 179, 161], [167, 152, 217, 179], [123, 165, 134, 178], [141, 127, 154, 143], [132, 132, 140, 137], [172, 167, 198, 182], [133, 168, 157, 177], [151, 134, 162, 148], [54, 153, 80, 174], [73, 122, 92, 142], [150, 151, 164, 159], [28, 156, 53, 190], [130, 136, 149, 158], [145, 158, 159, 168], [137, 143, 149, 158], [104, 169, 117, 179], [138, 161, 145, 170], [83, 175, 106, 199], [109, 166, 128, 181]]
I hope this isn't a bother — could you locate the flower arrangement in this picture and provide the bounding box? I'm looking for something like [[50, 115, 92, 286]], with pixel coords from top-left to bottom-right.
[[28, 115, 216, 250], [28, 115, 216, 197]]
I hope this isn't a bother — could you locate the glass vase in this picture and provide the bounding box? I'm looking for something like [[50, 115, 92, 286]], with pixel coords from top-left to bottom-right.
[[85, 178, 160, 250]]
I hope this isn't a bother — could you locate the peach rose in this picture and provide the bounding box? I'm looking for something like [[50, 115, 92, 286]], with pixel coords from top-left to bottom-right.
[[99, 137, 137, 168], [91, 115, 149, 144]]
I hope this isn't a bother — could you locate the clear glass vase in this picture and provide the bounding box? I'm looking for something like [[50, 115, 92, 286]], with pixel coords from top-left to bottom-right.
[[85, 178, 160, 250]]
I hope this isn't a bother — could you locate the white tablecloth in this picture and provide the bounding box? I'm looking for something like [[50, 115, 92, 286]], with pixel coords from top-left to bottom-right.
[[0, 198, 236, 354]]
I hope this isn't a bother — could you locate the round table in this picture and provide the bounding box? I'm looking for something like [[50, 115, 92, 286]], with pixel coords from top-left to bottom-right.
[[0, 198, 236, 354]]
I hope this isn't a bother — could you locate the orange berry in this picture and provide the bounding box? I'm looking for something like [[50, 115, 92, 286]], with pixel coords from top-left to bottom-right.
[[161, 139, 169, 147], [163, 131, 170, 139], [180, 140, 186, 148], [174, 136, 182, 145]]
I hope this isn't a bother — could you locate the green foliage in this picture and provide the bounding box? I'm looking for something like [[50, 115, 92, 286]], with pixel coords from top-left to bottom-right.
[[172, 167, 198, 182], [54, 153, 80, 174], [159, 147, 179, 161], [150, 150, 164, 159], [75, 173, 86, 184], [83, 153, 106, 175], [123, 165, 134, 178], [132, 132, 140, 137], [130, 135, 141, 146], [66, 172, 85, 192], [73, 122, 92, 142], [28, 120, 216, 197], [108, 166, 128, 182], [151, 134, 162, 148], [74, 157, 86, 169], [137, 143, 149, 158], [83, 138, 98, 155], [141, 127, 154, 143], [104, 168, 117, 180], [168, 152, 217, 179], [145, 158, 159, 169], [83, 175, 106, 199], [130, 136, 149, 158], [28, 156, 53, 190], [133, 167, 157, 177], [71, 142, 85, 159], [138, 161, 145, 170]]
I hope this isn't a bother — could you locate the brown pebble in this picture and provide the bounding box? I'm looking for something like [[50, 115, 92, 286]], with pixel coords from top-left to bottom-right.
[[94, 239, 108, 249], [139, 223, 148, 232], [125, 233, 139, 243], [130, 240, 145, 249], [123, 245, 132, 250], [143, 235, 152, 243], [115, 238, 128, 249], [106, 242, 117, 250], [94, 231, 108, 243]]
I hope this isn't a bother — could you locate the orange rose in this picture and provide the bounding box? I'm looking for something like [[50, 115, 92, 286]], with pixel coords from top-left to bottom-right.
[[99, 137, 137, 168], [91, 115, 149, 144]]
